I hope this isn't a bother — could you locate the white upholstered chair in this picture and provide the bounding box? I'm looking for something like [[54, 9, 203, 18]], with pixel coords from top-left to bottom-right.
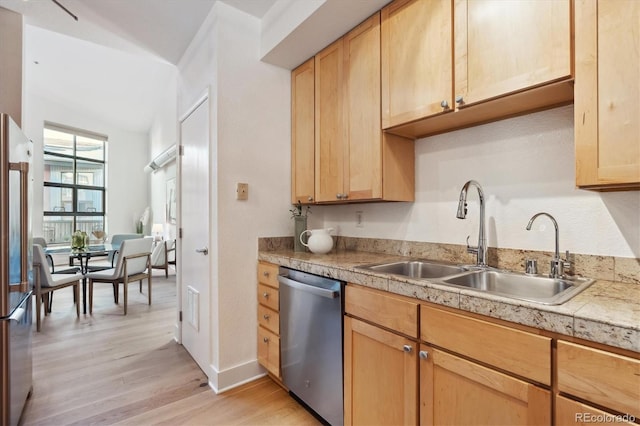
[[85, 238, 153, 315], [151, 239, 175, 278], [33, 244, 82, 331]]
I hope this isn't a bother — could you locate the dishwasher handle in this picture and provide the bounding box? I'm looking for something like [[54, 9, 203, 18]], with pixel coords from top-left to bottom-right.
[[278, 275, 339, 299]]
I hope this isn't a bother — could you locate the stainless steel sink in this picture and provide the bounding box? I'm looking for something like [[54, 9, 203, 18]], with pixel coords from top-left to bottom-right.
[[441, 270, 595, 305], [357, 260, 467, 279]]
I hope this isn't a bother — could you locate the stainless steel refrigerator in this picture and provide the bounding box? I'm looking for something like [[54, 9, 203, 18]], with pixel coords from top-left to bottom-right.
[[0, 113, 33, 426]]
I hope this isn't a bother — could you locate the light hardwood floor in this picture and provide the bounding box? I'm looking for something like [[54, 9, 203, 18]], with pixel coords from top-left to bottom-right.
[[22, 270, 319, 425]]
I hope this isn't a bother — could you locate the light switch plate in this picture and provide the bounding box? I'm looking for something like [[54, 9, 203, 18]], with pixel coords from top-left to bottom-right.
[[236, 182, 249, 200]]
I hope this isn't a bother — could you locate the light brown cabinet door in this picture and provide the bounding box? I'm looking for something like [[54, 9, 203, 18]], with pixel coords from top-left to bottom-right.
[[291, 59, 316, 204], [344, 13, 382, 201], [575, 0, 640, 189], [315, 39, 345, 202], [556, 395, 637, 426], [257, 326, 280, 377], [420, 345, 550, 425], [344, 316, 418, 426], [557, 340, 640, 419], [381, 0, 452, 128], [455, 0, 571, 106]]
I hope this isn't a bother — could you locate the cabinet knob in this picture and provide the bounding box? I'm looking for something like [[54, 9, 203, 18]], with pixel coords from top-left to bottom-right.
[[440, 100, 450, 110], [263, 271, 270, 277], [419, 350, 429, 360], [455, 96, 464, 105], [403, 345, 413, 353], [308, 196, 313, 202], [263, 292, 269, 298], [336, 193, 342, 199], [263, 314, 270, 320], [263, 337, 269, 343]]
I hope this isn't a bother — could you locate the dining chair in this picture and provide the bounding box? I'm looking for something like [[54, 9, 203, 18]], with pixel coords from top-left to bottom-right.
[[107, 233, 144, 266], [150, 239, 176, 278], [85, 238, 153, 315], [33, 236, 79, 274], [32, 244, 82, 331]]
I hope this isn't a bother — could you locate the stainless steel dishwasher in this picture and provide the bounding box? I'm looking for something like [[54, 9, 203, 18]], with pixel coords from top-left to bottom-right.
[[278, 267, 343, 426]]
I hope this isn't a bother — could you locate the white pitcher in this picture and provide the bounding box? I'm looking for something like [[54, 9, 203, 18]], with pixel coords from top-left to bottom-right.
[[300, 228, 334, 254]]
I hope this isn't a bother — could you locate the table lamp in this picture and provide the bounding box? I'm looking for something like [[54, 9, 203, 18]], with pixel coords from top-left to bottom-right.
[[152, 223, 164, 241]]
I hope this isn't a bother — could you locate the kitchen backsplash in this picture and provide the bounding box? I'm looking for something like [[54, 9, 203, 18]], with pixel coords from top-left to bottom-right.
[[258, 236, 640, 285]]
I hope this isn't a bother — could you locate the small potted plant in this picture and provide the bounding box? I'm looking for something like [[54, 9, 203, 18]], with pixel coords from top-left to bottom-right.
[[290, 201, 311, 252]]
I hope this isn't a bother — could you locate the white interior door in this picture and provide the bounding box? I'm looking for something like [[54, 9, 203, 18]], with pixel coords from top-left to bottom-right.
[[179, 95, 210, 375]]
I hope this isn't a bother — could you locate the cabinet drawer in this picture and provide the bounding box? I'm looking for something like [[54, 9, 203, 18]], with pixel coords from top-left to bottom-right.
[[258, 262, 279, 288], [257, 326, 280, 377], [421, 306, 551, 385], [345, 284, 419, 338], [557, 341, 640, 418], [258, 283, 279, 311], [556, 395, 637, 426], [258, 304, 279, 335]]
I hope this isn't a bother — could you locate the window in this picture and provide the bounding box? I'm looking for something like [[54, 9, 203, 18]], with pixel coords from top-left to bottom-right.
[[42, 123, 107, 244]]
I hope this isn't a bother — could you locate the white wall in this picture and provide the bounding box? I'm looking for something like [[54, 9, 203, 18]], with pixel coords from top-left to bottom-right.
[[178, 2, 291, 391], [310, 105, 640, 259], [149, 77, 178, 239], [25, 91, 150, 239]]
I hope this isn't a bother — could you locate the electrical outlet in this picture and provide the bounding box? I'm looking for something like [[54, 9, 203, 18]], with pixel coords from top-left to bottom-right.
[[356, 211, 364, 228], [236, 182, 248, 200]]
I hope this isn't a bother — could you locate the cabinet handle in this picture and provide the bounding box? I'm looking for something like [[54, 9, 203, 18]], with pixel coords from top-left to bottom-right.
[[308, 196, 313, 202], [263, 292, 269, 298], [440, 100, 450, 110], [455, 96, 464, 105], [419, 350, 429, 360], [403, 345, 413, 353], [263, 337, 269, 343], [263, 314, 270, 320]]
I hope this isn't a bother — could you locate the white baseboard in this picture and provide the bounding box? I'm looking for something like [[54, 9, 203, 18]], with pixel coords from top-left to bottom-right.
[[208, 360, 266, 394]]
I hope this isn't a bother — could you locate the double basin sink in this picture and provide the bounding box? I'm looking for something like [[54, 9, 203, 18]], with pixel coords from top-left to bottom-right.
[[357, 260, 594, 305]]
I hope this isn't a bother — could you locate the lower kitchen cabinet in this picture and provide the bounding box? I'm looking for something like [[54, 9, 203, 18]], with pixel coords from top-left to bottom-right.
[[256, 261, 281, 379], [557, 340, 640, 420], [344, 316, 418, 425], [419, 345, 550, 425], [344, 284, 420, 424], [257, 326, 280, 377], [556, 395, 637, 426]]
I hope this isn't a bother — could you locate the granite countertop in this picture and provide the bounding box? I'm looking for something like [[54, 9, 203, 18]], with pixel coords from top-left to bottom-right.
[[258, 249, 640, 353]]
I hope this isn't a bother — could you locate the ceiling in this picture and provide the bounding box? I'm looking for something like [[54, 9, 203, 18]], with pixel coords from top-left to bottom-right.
[[0, 0, 276, 64], [0, 0, 386, 134]]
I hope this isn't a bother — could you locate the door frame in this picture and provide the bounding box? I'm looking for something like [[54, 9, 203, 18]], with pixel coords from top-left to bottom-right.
[[175, 88, 210, 345]]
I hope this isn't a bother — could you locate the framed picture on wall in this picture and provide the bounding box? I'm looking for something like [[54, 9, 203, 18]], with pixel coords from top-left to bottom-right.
[[166, 178, 176, 224]]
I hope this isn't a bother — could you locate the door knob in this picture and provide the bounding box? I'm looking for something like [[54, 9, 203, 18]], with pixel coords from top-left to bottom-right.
[[195, 247, 209, 255]]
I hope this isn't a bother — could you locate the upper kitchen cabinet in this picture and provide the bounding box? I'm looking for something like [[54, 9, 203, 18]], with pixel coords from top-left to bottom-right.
[[381, 0, 453, 129], [291, 59, 316, 204], [383, 0, 574, 139], [455, 0, 571, 107], [315, 37, 345, 203], [574, 0, 640, 190], [314, 13, 414, 203]]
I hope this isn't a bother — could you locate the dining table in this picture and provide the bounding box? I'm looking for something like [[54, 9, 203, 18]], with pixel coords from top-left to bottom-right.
[[44, 243, 120, 314]]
